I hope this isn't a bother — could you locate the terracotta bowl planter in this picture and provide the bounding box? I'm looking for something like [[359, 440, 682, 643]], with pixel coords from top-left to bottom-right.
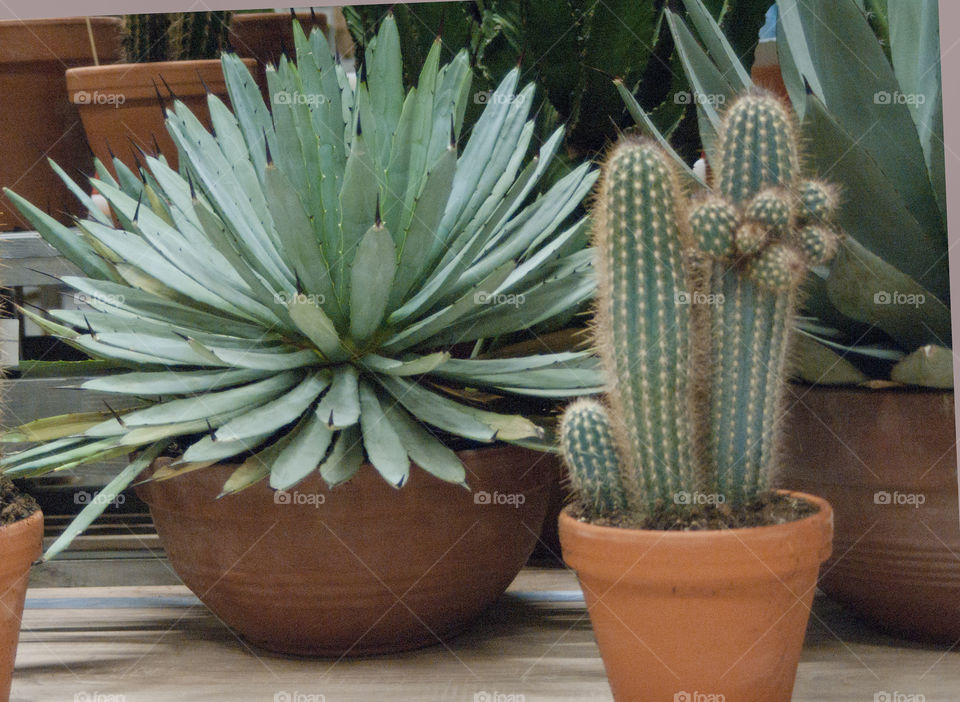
[[559, 493, 833, 702], [0, 510, 42, 702], [778, 386, 960, 641], [136, 445, 556, 656], [65, 58, 259, 176], [0, 17, 122, 230]]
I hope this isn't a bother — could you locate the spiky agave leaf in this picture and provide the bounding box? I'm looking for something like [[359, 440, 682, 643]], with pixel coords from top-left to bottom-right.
[[2, 16, 601, 505]]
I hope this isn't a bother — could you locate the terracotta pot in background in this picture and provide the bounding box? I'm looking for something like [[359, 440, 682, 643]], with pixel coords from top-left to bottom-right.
[[0, 17, 122, 230], [137, 445, 556, 656], [229, 11, 329, 85], [0, 510, 43, 702], [778, 386, 960, 642], [560, 494, 833, 702], [65, 58, 259, 176]]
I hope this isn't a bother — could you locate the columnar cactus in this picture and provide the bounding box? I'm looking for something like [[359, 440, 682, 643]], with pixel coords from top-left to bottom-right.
[[563, 90, 841, 520]]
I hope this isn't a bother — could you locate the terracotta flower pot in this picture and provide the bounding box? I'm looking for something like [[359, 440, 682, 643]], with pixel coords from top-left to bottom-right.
[[136, 445, 557, 656], [65, 58, 259, 176], [778, 386, 960, 641], [559, 493, 833, 702], [0, 510, 43, 702], [0, 17, 122, 230], [229, 12, 329, 82]]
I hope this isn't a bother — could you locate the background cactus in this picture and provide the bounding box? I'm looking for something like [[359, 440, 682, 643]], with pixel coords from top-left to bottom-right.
[[563, 90, 840, 520], [123, 12, 232, 63]]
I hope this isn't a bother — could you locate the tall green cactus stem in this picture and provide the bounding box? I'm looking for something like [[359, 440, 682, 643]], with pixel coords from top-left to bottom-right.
[[592, 139, 694, 512], [560, 399, 627, 517], [561, 90, 840, 521], [711, 93, 803, 500]]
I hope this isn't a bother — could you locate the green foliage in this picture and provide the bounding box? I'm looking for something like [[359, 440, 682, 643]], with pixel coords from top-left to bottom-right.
[[625, 0, 952, 388], [123, 12, 232, 62], [3, 17, 603, 557], [562, 91, 841, 519], [343, 1, 771, 163]]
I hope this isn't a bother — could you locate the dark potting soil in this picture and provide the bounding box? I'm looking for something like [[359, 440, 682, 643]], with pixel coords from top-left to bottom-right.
[[573, 491, 818, 531], [0, 477, 39, 527]]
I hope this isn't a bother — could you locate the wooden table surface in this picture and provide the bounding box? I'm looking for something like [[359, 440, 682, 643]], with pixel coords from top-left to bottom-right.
[[11, 568, 960, 702]]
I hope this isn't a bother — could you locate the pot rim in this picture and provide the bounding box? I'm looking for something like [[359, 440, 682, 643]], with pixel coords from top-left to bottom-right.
[[66, 58, 256, 81], [559, 490, 834, 581], [0, 509, 43, 562], [789, 381, 953, 397], [561, 489, 831, 538], [0, 16, 122, 27]]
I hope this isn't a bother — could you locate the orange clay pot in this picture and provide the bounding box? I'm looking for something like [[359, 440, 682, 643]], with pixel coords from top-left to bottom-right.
[[0, 510, 42, 702], [559, 493, 833, 702], [65, 58, 259, 177], [0, 17, 122, 230], [137, 445, 557, 656]]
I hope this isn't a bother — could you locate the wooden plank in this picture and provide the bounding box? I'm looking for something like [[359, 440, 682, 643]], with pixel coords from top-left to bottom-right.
[[0, 231, 80, 287], [10, 573, 960, 701]]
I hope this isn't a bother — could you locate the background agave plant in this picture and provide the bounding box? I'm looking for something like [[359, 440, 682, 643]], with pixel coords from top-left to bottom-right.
[[344, 0, 773, 168], [1, 16, 601, 557], [623, 0, 950, 388]]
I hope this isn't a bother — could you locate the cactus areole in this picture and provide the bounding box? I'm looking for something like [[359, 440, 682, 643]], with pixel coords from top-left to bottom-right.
[[562, 90, 841, 526]]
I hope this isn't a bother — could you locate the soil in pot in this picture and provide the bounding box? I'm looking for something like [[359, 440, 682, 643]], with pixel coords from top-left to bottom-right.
[[0, 17, 123, 230], [559, 492, 833, 702], [65, 58, 259, 176], [0, 478, 42, 702], [778, 386, 960, 642], [136, 444, 556, 656]]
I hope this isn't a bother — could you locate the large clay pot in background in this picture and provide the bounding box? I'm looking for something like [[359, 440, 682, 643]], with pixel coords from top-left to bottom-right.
[[559, 494, 833, 702], [778, 386, 960, 642], [65, 58, 259, 176], [0, 18, 122, 230], [137, 445, 555, 656], [0, 510, 43, 702], [229, 11, 329, 86]]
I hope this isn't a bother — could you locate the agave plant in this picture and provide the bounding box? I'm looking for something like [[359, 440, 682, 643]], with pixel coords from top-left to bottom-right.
[[1, 16, 600, 556], [622, 0, 950, 388], [345, 0, 774, 163]]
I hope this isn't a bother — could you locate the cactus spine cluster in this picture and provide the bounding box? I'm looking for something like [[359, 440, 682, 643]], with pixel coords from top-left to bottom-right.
[[563, 91, 841, 520]]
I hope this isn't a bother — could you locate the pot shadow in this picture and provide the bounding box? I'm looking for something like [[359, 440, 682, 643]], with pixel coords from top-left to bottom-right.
[[806, 593, 956, 651], [238, 592, 594, 663]]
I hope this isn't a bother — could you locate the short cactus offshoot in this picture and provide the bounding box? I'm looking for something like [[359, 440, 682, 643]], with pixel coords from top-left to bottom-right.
[[562, 91, 841, 522]]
